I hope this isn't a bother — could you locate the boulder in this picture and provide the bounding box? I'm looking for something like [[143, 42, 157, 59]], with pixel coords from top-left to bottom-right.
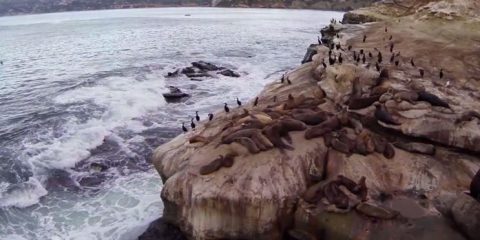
[[301, 44, 318, 64], [191, 61, 221, 71], [218, 69, 240, 78], [138, 218, 187, 240]]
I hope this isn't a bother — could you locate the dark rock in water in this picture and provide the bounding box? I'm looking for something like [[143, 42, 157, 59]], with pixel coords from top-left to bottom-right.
[[190, 78, 203, 82], [46, 169, 79, 191], [185, 72, 213, 78], [166, 70, 181, 78], [191, 61, 221, 71], [181, 67, 196, 75], [301, 44, 318, 64], [79, 173, 106, 187], [163, 86, 190, 102], [138, 218, 187, 240], [342, 12, 379, 24], [218, 69, 240, 78]]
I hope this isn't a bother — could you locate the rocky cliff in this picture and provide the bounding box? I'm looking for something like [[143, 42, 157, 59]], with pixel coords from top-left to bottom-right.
[[145, 0, 480, 239], [0, 0, 375, 16]]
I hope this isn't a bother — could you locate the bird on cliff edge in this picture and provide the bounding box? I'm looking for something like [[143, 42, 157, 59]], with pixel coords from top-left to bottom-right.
[[195, 111, 200, 122], [439, 68, 444, 79], [182, 122, 187, 133], [317, 36, 323, 45], [208, 113, 214, 121], [363, 35, 367, 43], [236, 97, 242, 107], [253, 97, 259, 107], [190, 118, 196, 130], [224, 103, 230, 113]]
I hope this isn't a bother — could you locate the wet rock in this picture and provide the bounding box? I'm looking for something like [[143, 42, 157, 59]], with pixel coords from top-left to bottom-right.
[[301, 44, 318, 64], [78, 173, 106, 187], [355, 202, 398, 219], [191, 61, 221, 71], [184, 72, 213, 78], [45, 169, 79, 191], [218, 69, 240, 78], [181, 66, 196, 75], [393, 142, 435, 155], [166, 69, 181, 77], [163, 86, 190, 102], [138, 217, 187, 240], [90, 162, 108, 172]]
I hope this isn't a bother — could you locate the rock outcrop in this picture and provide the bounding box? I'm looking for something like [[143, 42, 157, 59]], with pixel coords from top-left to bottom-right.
[[150, 0, 480, 239]]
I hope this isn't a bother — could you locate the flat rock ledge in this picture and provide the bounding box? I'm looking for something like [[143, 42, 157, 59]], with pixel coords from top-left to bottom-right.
[[149, 1, 480, 239]]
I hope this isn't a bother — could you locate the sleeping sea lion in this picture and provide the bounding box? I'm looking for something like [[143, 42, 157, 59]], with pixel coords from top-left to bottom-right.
[[233, 137, 260, 154], [348, 95, 381, 110], [305, 117, 341, 140], [417, 91, 450, 108], [199, 156, 224, 175], [383, 142, 395, 159]]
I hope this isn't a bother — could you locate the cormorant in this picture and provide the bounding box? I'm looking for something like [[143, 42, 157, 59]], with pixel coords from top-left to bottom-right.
[[224, 103, 230, 113], [190, 118, 196, 129], [253, 97, 259, 106], [419, 69, 424, 78], [389, 35, 393, 40], [440, 68, 444, 79], [390, 54, 394, 63], [338, 53, 343, 64], [363, 35, 366, 43], [377, 52, 383, 63], [322, 61, 327, 68], [368, 52, 373, 58], [362, 54, 366, 64], [395, 60, 399, 66], [390, 43, 394, 53], [287, 77, 292, 85], [410, 58, 415, 67], [360, 49, 364, 55], [376, 63, 380, 72], [281, 74, 285, 83], [236, 97, 242, 106], [208, 113, 214, 121], [385, 27, 388, 33], [195, 111, 200, 121], [318, 36, 322, 45], [353, 51, 357, 60], [182, 122, 188, 133], [348, 45, 352, 51]]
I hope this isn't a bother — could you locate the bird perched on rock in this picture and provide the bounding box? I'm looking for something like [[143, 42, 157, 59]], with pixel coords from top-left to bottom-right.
[[317, 36, 322, 45], [377, 52, 383, 63], [322, 61, 327, 68], [329, 56, 335, 65], [253, 97, 259, 107], [368, 52, 373, 58], [390, 54, 394, 63], [395, 60, 399, 66], [338, 53, 343, 64], [224, 103, 230, 113], [389, 35, 393, 41], [353, 51, 357, 60], [236, 97, 242, 106], [182, 122, 188, 133], [363, 35, 367, 43], [362, 54, 366, 64], [287, 77, 292, 85], [190, 118, 196, 129], [439, 68, 444, 79], [419, 69, 424, 78], [410, 58, 415, 67], [385, 27, 388, 32], [374, 103, 400, 125], [208, 113, 214, 121], [348, 45, 352, 51], [195, 111, 200, 121], [281, 74, 285, 83], [390, 43, 394, 53], [360, 49, 364, 55], [375, 63, 380, 72]]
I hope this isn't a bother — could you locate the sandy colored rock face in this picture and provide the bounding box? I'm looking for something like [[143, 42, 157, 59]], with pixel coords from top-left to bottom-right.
[[152, 1, 480, 239]]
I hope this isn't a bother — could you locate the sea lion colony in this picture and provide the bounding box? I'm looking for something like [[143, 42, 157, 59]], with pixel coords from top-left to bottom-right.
[[179, 23, 480, 209]]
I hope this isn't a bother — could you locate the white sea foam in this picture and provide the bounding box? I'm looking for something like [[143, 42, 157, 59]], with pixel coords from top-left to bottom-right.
[[0, 178, 48, 208]]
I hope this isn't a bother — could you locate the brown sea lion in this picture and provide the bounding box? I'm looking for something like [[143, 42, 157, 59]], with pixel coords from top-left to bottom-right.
[[323, 132, 334, 147], [324, 181, 349, 209], [383, 143, 395, 159], [355, 130, 375, 155], [220, 129, 273, 151], [222, 153, 237, 168], [471, 168, 480, 201], [263, 124, 294, 150], [371, 86, 389, 96], [303, 182, 326, 204], [292, 111, 329, 125], [233, 137, 260, 154], [455, 110, 480, 124], [374, 103, 401, 125], [305, 117, 341, 140], [337, 175, 358, 193], [279, 117, 308, 131], [348, 95, 381, 110], [199, 156, 224, 175], [331, 138, 351, 154], [417, 91, 450, 108], [357, 176, 368, 201], [394, 91, 419, 103], [372, 135, 387, 153]]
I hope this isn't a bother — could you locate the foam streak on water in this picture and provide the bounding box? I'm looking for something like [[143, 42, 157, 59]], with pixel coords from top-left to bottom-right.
[[0, 8, 343, 239]]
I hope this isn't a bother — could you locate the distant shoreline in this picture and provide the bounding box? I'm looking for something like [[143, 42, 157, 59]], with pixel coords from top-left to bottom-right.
[[0, 5, 352, 18]]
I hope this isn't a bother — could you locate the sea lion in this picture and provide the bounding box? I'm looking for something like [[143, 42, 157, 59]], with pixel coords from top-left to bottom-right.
[[233, 137, 260, 154], [348, 95, 381, 110], [324, 181, 349, 209], [278, 117, 307, 131], [305, 117, 341, 140], [470, 168, 480, 200], [417, 91, 450, 108], [355, 130, 375, 155], [337, 175, 358, 193], [199, 156, 224, 175], [331, 138, 351, 154], [222, 153, 238, 168], [394, 91, 419, 103], [372, 135, 387, 153], [383, 142, 395, 159], [371, 86, 389, 96], [292, 111, 329, 125], [455, 110, 480, 124], [221, 129, 273, 150], [263, 123, 294, 150], [303, 182, 326, 203], [374, 103, 401, 125]]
